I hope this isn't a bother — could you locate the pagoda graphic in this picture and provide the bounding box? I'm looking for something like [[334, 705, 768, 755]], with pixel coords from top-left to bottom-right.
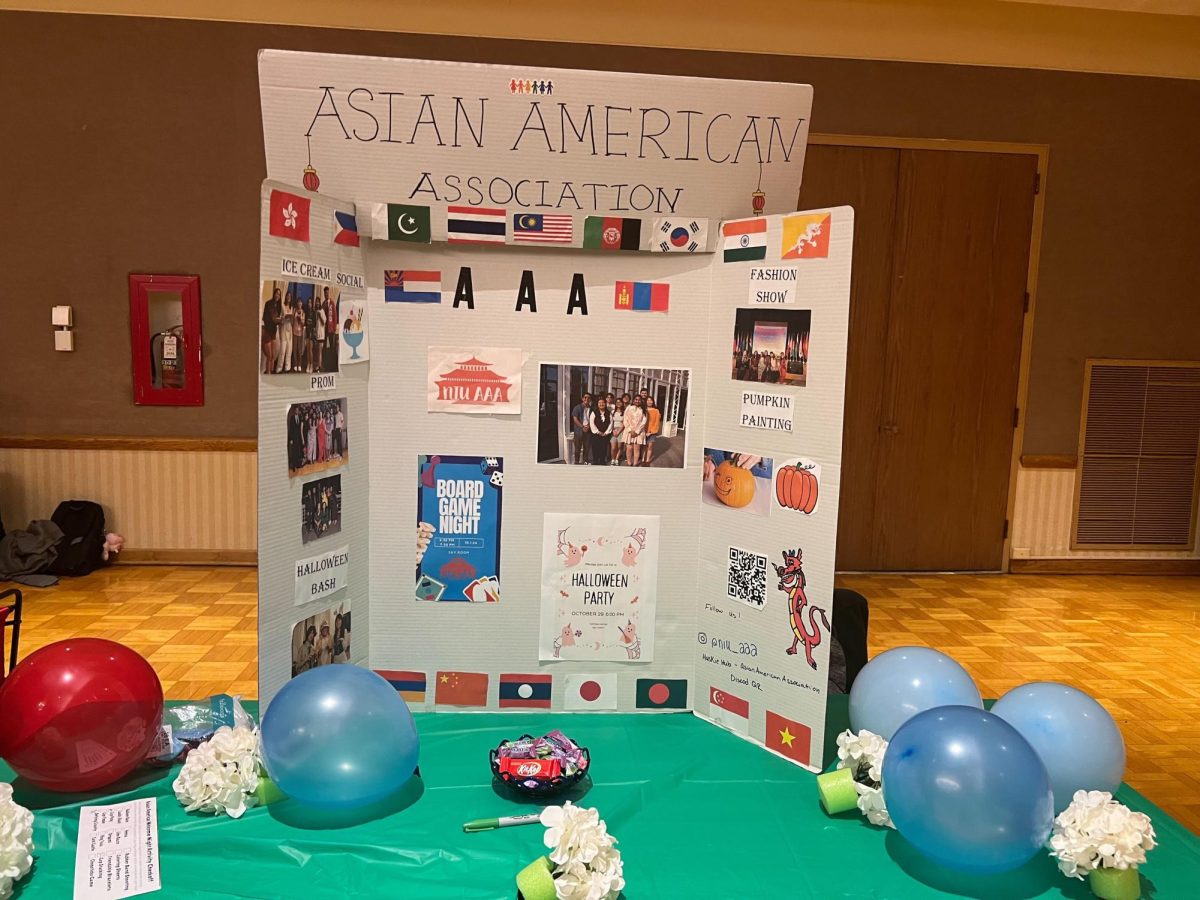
[[435, 356, 512, 404]]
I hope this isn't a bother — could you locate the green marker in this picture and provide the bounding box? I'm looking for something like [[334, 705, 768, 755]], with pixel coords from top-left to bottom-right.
[[463, 812, 543, 833]]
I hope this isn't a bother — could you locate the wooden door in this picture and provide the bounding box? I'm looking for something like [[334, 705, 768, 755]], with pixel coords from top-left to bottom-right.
[[799, 145, 1037, 570]]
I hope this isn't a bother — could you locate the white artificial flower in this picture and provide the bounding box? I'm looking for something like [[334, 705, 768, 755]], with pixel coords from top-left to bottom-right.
[[1047, 790, 1157, 879], [172, 726, 263, 819], [835, 728, 894, 827], [540, 803, 623, 900], [836, 728, 887, 787], [0, 783, 34, 900], [854, 782, 895, 829]]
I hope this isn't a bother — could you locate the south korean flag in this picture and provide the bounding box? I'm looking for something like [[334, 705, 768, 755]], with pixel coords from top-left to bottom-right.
[[653, 217, 709, 253]]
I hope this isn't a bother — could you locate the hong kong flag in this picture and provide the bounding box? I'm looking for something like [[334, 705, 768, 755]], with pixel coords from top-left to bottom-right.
[[269, 189, 311, 242]]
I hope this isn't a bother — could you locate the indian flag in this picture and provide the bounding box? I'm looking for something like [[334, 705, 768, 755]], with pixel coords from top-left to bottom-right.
[[722, 218, 768, 263]]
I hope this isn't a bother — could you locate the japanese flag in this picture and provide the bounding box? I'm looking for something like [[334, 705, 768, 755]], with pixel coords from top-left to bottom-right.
[[564, 674, 618, 711]]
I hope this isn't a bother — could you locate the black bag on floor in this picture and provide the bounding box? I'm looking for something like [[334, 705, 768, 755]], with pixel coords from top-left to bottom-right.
[[46, 500, 106, 577]]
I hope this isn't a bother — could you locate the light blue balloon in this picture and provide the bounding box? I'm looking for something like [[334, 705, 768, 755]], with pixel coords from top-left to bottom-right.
[[261, 665, 420, 809], [883, 706, 1055, 874], [849, 646, 982, 739], [991, 681, 1125, 812]]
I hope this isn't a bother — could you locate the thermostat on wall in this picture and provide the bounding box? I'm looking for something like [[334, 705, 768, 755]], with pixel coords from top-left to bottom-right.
[[54, 330, 74, 352], [52, 305, 73, 327]]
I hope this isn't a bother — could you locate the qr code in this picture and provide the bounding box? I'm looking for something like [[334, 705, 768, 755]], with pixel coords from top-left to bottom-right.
[[727, 547, 767, 609]]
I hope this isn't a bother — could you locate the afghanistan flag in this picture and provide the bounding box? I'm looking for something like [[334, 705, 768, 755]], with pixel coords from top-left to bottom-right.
[[583, 216, 641, 251], [635, 678, 688, 710]]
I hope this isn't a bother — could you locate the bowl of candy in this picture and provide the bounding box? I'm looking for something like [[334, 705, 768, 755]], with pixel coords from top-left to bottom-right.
[[490, 730, 590, 798]]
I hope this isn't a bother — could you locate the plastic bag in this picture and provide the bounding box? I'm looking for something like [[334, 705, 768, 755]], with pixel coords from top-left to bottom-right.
[[146, 694, 255, 765]]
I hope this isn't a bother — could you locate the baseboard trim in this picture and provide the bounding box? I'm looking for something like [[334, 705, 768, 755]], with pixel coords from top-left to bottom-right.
[[1010, 558, 1200, 575], [0, 435, 256, 452], [1019, 454, 1077, 469], [118, 549, 257, 566]]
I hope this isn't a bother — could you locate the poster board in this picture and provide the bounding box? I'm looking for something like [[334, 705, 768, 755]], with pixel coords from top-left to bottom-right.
[[258, 50, 851, 769]]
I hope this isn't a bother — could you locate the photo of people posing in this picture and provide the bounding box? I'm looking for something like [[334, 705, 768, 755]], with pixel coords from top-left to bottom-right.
[[260, 279, 341, 375], [537, 364, 690, 468], [290, 604, 351, 677], [287, 398, 349, 478], [701, 449, 774, 517], [301, 474, 342, 544], [731, 308, 812, 387]]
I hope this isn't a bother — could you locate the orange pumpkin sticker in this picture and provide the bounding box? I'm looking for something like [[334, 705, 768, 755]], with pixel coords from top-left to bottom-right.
[[774, 459, 820, 514]]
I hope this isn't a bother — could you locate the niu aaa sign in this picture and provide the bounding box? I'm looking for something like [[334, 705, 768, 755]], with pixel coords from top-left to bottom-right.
[[427, 347, 523, 415]]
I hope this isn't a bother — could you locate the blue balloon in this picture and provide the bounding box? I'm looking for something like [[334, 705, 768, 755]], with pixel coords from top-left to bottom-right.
[[991, 681, 1125, 812], [883, 706, 1055, 874], [849, 646, 982, 739], [261, 665, 419, 809]]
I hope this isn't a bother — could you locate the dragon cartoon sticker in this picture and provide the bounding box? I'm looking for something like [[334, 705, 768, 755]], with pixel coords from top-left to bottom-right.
[[773, 548, 829, 670]]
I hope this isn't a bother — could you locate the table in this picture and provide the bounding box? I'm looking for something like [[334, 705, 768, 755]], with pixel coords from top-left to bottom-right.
[[5, 697, 1198, 898]]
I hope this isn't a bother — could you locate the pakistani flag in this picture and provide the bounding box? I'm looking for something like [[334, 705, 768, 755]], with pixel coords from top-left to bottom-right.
[[372, 203, 432, 243]]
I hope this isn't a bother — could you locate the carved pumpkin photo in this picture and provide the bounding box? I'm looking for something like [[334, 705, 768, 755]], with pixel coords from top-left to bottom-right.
[[702, 449, 773, 516], [714, 459, 756, 508], [774, 459, 820, 514]]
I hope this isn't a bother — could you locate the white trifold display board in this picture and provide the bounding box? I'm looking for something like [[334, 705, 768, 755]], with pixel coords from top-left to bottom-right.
[[258, 50, 852, 770]]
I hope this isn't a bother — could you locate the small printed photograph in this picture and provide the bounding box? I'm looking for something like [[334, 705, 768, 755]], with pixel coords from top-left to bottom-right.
[[290, 603, 351, 677], [537, 364, 690, 468], [731, 308, 811, 387], [702, 449, 774, 517], [301, 474, 342, 544], [261, 280, 341, 375], [287, 398, 349, 478]]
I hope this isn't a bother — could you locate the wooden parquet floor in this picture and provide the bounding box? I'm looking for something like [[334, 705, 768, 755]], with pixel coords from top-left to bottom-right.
[[6, 567, 1198, 833]]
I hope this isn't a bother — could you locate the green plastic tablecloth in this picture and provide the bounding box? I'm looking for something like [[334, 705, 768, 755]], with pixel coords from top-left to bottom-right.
[[4, 696, 1198, 898]]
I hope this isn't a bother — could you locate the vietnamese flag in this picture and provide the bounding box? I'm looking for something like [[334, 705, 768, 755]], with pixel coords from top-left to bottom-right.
[[268, 189, 311, 242], [435, 671, 489, 707], [764, 710, 812, 765]]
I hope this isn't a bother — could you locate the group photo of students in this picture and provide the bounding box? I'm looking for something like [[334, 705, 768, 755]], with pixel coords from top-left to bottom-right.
[[301, 474, 342, 544], [289, 605, 352, 677], [260, 279, 342, 375], [537, 365, 690, 469], [731, 308, 812, 387], [287, 398, 349, 478]]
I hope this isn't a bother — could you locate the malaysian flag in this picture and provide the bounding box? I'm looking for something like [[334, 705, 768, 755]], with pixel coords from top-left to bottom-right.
[[512, 213, 573, 245]]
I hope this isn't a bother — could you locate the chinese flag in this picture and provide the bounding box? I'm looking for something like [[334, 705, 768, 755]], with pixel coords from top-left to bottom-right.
[[435, 670, 489, 707], [764, 710, 812, 765], [269, 189, 311, 242]]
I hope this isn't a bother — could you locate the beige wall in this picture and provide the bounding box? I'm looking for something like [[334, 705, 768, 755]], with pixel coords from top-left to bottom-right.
[[6, 0, 1200, 79]]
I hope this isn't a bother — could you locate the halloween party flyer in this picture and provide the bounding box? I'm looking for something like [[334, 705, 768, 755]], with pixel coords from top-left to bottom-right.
[[538, 513, 660, 662], [415, 455, 503, 602]]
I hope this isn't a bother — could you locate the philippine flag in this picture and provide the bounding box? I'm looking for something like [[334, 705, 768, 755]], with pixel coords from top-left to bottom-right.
[[498, 673, 553, 709], [383, 269, 441, 303], [333, 210, 360, 247], [563, 674, 618, 711], [707, 686, 750, 734]]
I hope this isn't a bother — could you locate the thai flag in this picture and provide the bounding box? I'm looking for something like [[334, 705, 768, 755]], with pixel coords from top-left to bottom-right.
[[333, 210, 360, 247], [384, 269, 441, 303], [447, 206, 507, 244]]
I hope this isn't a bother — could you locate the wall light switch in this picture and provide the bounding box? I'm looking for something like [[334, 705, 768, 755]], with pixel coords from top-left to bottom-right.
[[52, 305, 73, 327], [54, 330, 74, 352]]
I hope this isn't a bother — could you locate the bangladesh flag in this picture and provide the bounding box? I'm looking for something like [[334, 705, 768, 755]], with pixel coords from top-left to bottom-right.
[[583, 216, 641, 251], [635, 678, 688, 710]]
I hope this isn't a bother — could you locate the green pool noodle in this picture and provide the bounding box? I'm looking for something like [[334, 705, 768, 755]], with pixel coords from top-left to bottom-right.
[[253, 775, 287, 806], [1088, 867, 1142, 900], [817, 767, 860, 815], [516, 856, 556, 900]]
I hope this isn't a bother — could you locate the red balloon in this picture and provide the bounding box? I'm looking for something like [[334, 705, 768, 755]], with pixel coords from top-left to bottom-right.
[[0, 639, 163, 792]]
